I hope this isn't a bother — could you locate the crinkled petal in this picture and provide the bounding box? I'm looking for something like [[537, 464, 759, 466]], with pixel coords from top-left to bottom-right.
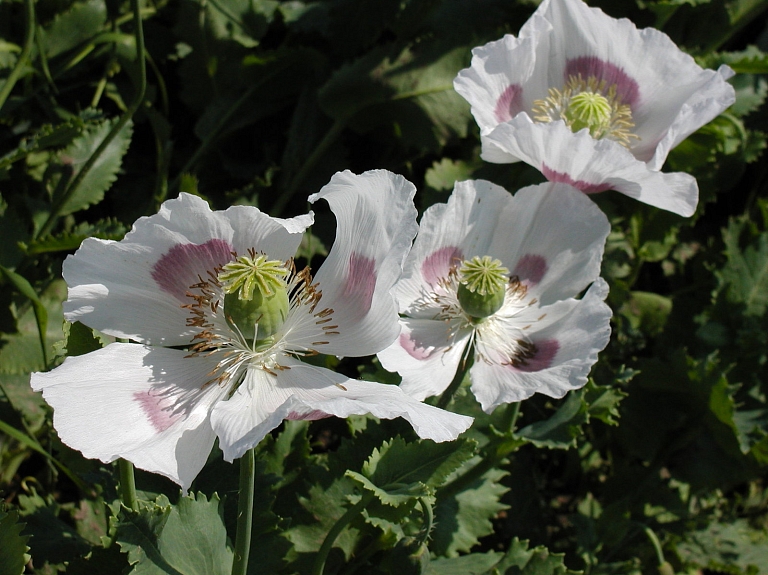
[[211, 357, 473, 460], [485, 182, 609, 305], [393, 180, 511, 312], [306, 170, 418, 356], [483, 118, 698, 216], [471, 278, 611, 411], [30, 343, 225, 491], [64, 193, 312, 346], [377, 318, 472, 401]]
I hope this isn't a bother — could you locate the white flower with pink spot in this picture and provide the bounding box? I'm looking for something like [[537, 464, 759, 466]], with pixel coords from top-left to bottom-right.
[[378, 180, 613, 412], [453, 0, 735, 217], [31, 170, 472, 490]]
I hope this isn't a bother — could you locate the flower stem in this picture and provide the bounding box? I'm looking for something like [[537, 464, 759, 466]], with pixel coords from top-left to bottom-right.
[[312, 491, 375, 575], [436, 354, 474, 409], [0, 0, 35, 115], [231, 447, 256, 575], [118, 459, 138, 511], [438, 402, 521, 499], [37, 0, 147, 239], [271, 118, 347, 217]]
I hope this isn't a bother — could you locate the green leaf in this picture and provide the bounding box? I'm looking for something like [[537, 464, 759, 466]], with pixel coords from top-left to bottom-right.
[[718, 220, 768, 315], [424, 551, 504, 575], [424, 158, 479, 192], [0, 266, 48, 365], [115, 493, 233, 575], [347, 437, 476, 506], [21, 218, 127, 255], [432, 466, 509, 556], [517, 391, 589, 449], [619, 291, 673, 337], [676, 518, 768, 573], [41, 0, 107, 59], [0, 508, 30, 575], [489, 537, 578, 574], [318, 45, 471, 151], [0, 279, 66, 375], [52, 117, 133, 217], [52, 321, 108, 360]]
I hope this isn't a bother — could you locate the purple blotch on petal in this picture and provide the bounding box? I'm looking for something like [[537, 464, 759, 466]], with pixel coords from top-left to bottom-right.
[[422, 246, 464, 286], [542, 164, 612, 194], [400, 332, 433, 361], [495, 84, 524, 123], [134, 389, 181, 432], [510, 339, 560, 372], [151, 238, 233, 301], [565, 56, 640, 108], [341, 252, 377, 320], [514, 254, 548, 286]]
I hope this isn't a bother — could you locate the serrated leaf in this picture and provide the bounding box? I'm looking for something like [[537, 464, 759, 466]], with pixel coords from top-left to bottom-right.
[[0, 119, 86, 171], [491, 537, 578, 574], [42, 0, 107, 59], [21, 218, 127, 255], [425, 158, 479, 192], [0, 508, 30, 575], [0, 279, 66, 375], [425, 551, 504, 575], [348, 437, 476, 506], [318, 45, 471, 151], [432, 466, 509, 556], [284, 478, 362, 558], [676, 518, 768, 572], [52, 321, 107, 359], [115, 493, 233, 575], [718, 221, 768, 315], [52, 117, 133, 217], [516, 391, 589, 449], [583, 381, 627, 427]]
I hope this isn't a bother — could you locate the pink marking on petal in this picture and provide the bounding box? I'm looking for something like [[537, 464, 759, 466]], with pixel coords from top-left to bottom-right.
[[494, 84, 524, 123], [134, 389, 181, 432], [565, 56, 640, 109], [514, 254, 548, 286], [342, 252, 377, 319], [422, 246, 463, 286], [400, 332, 433, 361], [542, 164, 612, 194], [286, 410, 330, 421], [151, 238, 233, 300], [510, 339, 560, 373]]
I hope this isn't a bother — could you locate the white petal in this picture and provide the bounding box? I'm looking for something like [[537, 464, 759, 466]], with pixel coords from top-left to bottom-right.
[[306, 170, 418, 356], [393, 180, 511, 312], [483, 118, 698, 217], [377, 319, 471, 401], [211, 357, 473, 460], [30, 343, 225, 490], [485, 182, 609, 305], [644, 64, 735, 169], [470, 278, 612, 411], [64, 194, 311, 346]]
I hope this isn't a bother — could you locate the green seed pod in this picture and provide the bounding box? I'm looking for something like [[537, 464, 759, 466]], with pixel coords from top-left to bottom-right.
[[457, 281, 506, 319], [224, 287, 289, 341], [457, 255, 509, 320]]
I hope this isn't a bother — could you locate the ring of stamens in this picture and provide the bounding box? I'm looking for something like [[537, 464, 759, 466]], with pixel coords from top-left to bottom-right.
[[532, 74, 639, 147], [410, 265, 542, 368], [181, 252, 339, 396]]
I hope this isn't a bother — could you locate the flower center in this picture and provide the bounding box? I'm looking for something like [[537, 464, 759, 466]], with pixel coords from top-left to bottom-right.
[[532, 75, 639, 147], [218, 251, 290, 341], [456, 255, 509, 320]]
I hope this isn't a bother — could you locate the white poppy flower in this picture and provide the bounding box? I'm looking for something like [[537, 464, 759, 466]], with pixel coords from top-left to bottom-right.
[[378, 180, 612, 412], [453, 0, 735, 217], [31, 170, 473, 490]]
